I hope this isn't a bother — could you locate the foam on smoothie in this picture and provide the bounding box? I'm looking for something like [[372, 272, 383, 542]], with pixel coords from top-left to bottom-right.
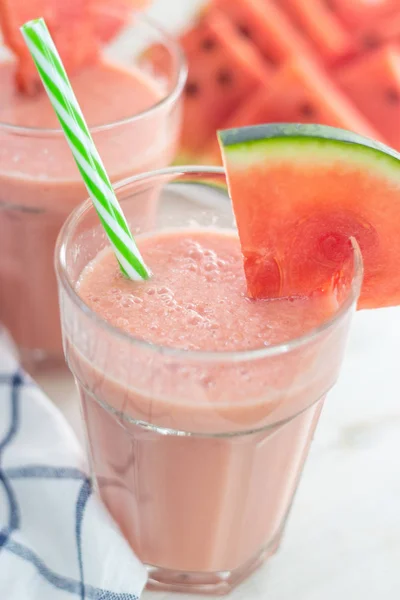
[[77, 229, 337, 351]]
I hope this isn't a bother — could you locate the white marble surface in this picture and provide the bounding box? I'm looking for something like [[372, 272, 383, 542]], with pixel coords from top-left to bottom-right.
[[36, 1, 400, 598]]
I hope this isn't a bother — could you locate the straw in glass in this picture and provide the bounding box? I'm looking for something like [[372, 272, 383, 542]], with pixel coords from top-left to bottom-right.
[[21, 17, 151, 281]]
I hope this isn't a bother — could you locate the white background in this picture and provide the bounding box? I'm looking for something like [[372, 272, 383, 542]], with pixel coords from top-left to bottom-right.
[[39, 1, 400, 598]]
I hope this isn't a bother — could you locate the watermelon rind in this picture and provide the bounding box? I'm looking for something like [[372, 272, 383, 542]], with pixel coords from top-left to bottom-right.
[[218, 123, 400, 173]]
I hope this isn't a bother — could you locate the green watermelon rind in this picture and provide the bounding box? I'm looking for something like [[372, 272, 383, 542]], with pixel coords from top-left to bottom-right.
[[218, 123, 400, 174]]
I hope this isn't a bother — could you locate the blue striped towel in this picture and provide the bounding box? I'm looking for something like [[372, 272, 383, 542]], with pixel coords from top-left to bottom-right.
[[0, 327, 147, 599]]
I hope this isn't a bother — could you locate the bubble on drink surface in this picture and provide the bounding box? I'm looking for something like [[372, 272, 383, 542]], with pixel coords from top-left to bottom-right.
[[120, 294, 143, 308], [205, 271, 219, 282], [204, 261, 218, 272], [121, 298, 133, 308], [187, 248, 203, 261], [164, 297, 177, 307], [188, 311, 203, 326], [109, 288, 123, 302], [157, 286, 173, 295], [146, 287, 156, 296], [203, 249, 217, 259]]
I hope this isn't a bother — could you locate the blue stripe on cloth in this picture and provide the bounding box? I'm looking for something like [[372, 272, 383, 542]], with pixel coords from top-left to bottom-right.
[[4, 538, 139, 600], [5, 466, 87, 481], [0, 470, 20, 533], [0, 372, 33, 386], [0, 527, 11, 548], [75, 478, 92, 600], [0, 373, 21, 452], [0, 373, 22, 552]]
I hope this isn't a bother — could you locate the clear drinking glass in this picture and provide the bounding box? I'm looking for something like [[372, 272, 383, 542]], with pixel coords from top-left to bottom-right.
[[0, 9, 186, 370], [56, 167, 363, 595]]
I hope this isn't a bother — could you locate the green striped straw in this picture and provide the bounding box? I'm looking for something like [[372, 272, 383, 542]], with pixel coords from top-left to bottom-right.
[[21, 18, 151, 281]]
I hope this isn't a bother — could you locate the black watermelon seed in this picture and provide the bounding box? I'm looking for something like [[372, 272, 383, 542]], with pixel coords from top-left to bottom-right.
[[386, 88, 400, 104], [237, 23, 252, 38], [299, 102, 316, 118], [201, 37, 216, 51], [185, 81, 199, 97], [362, 33, 380, 49], [217, 69, 233, 86]]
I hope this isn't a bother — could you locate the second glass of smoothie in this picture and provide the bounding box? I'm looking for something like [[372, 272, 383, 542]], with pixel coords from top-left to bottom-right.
[[56, 167, 363, 594], [0, 7, 186, 369]]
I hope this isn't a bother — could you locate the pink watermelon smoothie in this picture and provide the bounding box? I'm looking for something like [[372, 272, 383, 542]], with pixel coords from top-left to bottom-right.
[[73, 228, 343, 574], [0, 57, 179, 365]]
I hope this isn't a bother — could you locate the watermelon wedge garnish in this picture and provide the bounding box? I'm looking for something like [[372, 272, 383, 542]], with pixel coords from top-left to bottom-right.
[[218, 123, 400, 309]]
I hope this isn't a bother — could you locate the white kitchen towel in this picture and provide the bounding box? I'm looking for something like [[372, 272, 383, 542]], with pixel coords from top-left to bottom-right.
[[0, 327, 147, 600]]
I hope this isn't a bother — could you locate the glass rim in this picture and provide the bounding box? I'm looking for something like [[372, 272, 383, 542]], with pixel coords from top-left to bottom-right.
[[0, 12, 187, 136], [55, 165, 364, 364]]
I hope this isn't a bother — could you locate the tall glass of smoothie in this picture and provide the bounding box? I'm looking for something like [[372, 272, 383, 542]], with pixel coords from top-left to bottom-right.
[[0, 8, 186, 370], [56, 167, 362, 594]]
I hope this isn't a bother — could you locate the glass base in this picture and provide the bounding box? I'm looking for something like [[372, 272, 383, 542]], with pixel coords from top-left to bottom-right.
[[145, 535, 281, 595], [20, 347, 67, 375]]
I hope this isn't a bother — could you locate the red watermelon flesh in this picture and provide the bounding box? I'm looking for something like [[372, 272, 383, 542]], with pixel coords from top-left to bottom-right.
[[274, 0, 354, 65], [180, 10, 271, 158], [325, 0, 399, 29], [356, 11, 400, 52], [92, 0, 149, 44], [0, 0, 98, 94], [219, 123, 400, 309], [212, 0, 312, 66], [336, 45, 400, 150], [234, 57, 382, 140]]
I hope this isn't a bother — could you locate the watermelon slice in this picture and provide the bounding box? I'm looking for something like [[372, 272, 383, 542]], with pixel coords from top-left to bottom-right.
[[218, 123, 400, 309], [180, 10, 271, 159], [212, 0, 312, 66], [227, 57, 381, 138], [275, 0, 354, 65], [336, 45, 400, 150], [0, 0, 98, 94]]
